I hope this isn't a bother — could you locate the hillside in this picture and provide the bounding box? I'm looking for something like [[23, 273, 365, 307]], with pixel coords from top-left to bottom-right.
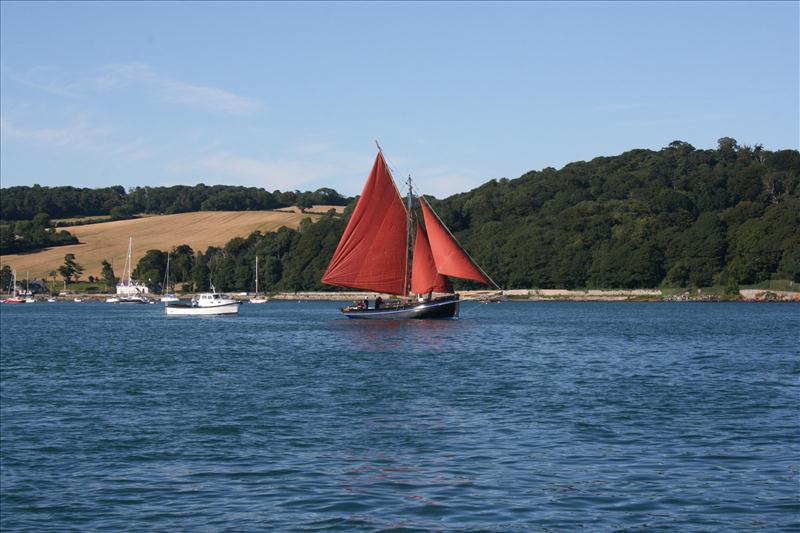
[[2, 139, 797, 293], [0, 207, 341, 280], [429, 139, 799, 289]]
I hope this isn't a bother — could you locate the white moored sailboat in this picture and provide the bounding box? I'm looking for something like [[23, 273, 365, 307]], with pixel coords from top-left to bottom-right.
[[115, 237, 149, 304], [161, 253, 179, 303], [249, 256, 268, 304], [4, 270, 25, 304]]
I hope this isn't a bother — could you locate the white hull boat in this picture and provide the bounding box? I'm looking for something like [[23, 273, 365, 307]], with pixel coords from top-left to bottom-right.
[[165, 291, 240, 316], [249, 256, 268, 304]]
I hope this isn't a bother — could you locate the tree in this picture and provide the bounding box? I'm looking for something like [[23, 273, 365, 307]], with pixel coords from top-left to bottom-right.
[[133, 250, 166, 290], [191, 253, 210, 292], [109, 205, 135, 220], [58, 253, 83, 284], [49, 271, 58, 295], [100, 259, 116, 291], [0, 265, 12, 292]]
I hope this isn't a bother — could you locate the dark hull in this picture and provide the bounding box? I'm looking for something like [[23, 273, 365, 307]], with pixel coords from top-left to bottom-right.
[[342, 295, 459, 319]]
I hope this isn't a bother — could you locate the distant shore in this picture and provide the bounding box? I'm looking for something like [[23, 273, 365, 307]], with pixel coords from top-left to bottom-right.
[[17, 288, 800, 303]]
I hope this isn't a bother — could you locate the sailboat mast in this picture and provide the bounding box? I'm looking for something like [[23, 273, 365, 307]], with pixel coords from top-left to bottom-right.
[[163, 253, 170, 293], [255, 256, 259, 295], [127, 237, 133, 284], [405, 175, 414, 297]]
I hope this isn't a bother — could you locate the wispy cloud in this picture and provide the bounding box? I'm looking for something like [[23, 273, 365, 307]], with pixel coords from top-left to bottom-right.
[[165, 144, 373, 191], [1, 117, 158, 163], [0, 118, 110, 148], [2, 65, 81, 97], [594, 102, 651, 112], [3, 62, 262, 115], [166, 153, 334, 190], [93, 63, 262, 115]]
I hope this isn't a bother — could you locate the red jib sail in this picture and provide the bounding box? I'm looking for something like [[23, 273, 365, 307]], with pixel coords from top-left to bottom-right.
[[321, 152, 409, 295], [411, 223, 452, 295], [419, 198, 494, 286]]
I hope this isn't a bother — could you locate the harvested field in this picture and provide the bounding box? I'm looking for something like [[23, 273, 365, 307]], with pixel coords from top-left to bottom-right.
[[1, 210, 327, 279]]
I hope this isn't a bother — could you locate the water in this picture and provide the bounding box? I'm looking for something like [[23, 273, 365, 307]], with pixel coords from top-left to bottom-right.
[[1, 301, 798, 531]]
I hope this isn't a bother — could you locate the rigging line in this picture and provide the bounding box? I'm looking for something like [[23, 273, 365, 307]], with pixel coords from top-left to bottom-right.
[[373, 140, 415, 182]]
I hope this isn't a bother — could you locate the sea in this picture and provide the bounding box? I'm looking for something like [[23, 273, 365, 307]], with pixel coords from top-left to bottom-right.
[[1, 300, 798, 532]]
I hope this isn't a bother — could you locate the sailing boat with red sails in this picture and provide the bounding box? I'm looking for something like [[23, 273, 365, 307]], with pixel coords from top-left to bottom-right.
[[321, 146, 499, 319]]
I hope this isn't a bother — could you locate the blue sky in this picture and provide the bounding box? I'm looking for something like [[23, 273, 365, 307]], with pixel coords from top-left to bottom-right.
[[1, 1, 798, 198]]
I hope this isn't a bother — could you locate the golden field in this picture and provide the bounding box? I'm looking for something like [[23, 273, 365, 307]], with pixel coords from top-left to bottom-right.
[[0, 207, 343, 280]]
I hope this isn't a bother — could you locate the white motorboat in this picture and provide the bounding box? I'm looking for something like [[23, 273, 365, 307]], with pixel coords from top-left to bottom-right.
[[165, 289, 240, 316], [105, 297, 120, 303]]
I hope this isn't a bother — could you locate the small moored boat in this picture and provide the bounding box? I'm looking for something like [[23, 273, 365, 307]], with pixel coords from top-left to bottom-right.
[[249, 256, 268, 304], [165, 288, 240, 316]]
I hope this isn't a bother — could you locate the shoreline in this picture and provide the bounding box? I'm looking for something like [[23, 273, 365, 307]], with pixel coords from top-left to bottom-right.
[[12, 289, 799, 303]]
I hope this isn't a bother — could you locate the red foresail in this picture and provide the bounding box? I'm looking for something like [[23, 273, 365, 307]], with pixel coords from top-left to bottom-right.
[[321, 152, 408, 295], [411, 223, 452, 295], [419, 199, 494, 287]]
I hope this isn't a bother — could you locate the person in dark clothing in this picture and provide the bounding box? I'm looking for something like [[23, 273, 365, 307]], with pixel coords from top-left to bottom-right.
[[375, 296, 383, 309]]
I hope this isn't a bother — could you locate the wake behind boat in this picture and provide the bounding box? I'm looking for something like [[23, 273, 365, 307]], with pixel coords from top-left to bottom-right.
[[322, 145, 499, 319]]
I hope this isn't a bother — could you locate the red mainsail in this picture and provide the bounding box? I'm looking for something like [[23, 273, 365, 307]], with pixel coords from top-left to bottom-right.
[[321, 152, 409, 295], [411, 223, 452, 295], [419, 199, 494, 287]]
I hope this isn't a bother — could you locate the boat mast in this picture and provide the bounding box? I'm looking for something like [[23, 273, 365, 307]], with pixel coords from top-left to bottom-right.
[[163, 252, 171, 294], [128, 237, 133, 285], [255, 256, 259, 295], [405, 174, 414, 297]]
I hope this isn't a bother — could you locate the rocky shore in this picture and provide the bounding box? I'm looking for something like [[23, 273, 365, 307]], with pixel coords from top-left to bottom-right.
[[21, 288, 799, 303]]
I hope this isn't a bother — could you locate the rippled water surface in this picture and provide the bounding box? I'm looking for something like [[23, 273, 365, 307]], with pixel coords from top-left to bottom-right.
[[1, 301, 798, 531]]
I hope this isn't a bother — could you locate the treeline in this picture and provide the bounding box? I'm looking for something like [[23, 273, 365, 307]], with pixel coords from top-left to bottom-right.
[[12, 138, 799, 291], [430, 138, 799, 289], [0, 214, 78, 254], [125, 138, 798, 293], [0, 184, 352, 222], [128, 212, 348, 293]]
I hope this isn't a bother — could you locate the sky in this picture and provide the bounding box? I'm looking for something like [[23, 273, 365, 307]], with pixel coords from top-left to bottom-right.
[[1, 1, 798, 198]]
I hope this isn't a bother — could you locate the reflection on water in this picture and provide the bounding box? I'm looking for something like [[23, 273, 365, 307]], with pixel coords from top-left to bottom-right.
[[331, 317, 460, 352]]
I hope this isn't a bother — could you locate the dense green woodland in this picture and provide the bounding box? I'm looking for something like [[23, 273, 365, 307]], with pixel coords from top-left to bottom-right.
[[0, 214, 78, 254], [123, 138, 799, 293], [431, 139, 799, 289], [4, 138, 799, 291], [0, 184, 351, 221]]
